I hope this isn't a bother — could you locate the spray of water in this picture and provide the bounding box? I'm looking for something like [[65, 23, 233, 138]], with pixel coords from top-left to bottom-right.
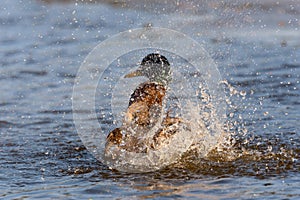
[[72, 27, 299, 173]]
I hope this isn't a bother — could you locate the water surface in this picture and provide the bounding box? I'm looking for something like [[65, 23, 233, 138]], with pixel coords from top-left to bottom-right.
[[0, 0, 299, 199]]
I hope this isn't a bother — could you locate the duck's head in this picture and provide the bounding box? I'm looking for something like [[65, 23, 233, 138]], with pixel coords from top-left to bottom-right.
[[124, 53, 171, 86]]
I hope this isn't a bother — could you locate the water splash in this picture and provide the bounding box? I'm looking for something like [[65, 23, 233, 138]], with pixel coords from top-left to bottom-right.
[[174, 79, 300, 177], [73, 28, 299, 174], [103, 51, 228, 172]]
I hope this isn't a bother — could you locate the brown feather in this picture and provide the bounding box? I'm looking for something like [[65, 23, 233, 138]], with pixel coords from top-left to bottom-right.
[[106, 128, 122, 145], [125, 82, 166, 126]]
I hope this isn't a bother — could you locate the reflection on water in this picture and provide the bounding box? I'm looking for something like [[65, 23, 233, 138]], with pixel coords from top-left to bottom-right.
[[1, 0, 299, 199]]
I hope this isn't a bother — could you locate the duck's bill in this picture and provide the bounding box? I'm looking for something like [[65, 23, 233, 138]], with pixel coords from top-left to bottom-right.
[[124, 70, 142, 78]]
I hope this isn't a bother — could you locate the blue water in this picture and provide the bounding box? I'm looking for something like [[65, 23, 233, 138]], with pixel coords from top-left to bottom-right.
[[1, 0, 299, 199]]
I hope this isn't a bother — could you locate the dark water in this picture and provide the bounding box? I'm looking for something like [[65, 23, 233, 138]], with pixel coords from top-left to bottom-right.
[[1, 0, 299, 199]]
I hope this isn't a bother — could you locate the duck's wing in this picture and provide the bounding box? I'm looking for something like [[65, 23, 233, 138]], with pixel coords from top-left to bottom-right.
[[150, 116, 182, 149], [105, 127, 150, 153], [105, 128, 123, 154], [124, 82, 166, 127], [105, 82, 168, 153], [124, 101, 150, 126], [106, 128, 122, 144]]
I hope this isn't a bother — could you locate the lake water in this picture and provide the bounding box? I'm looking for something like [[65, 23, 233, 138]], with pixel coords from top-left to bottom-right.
[[1, 0, 299, 199]]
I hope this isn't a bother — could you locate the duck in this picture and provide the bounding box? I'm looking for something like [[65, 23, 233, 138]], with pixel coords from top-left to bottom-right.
[[105, 53, 186, 153]]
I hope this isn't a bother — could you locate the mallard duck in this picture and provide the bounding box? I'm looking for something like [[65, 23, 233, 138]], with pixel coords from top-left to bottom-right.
[[105, 53, 185, 153]]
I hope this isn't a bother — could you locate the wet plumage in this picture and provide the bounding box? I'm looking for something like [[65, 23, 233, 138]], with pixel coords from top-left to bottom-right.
[[105, 53, 184, 153]]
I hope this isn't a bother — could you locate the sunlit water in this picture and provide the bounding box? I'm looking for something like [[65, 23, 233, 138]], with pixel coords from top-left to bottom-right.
[[1, 0, 299, 199]]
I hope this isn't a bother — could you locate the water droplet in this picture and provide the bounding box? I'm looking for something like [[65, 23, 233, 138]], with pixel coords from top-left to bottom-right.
[[240, 90, 246, 96]]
